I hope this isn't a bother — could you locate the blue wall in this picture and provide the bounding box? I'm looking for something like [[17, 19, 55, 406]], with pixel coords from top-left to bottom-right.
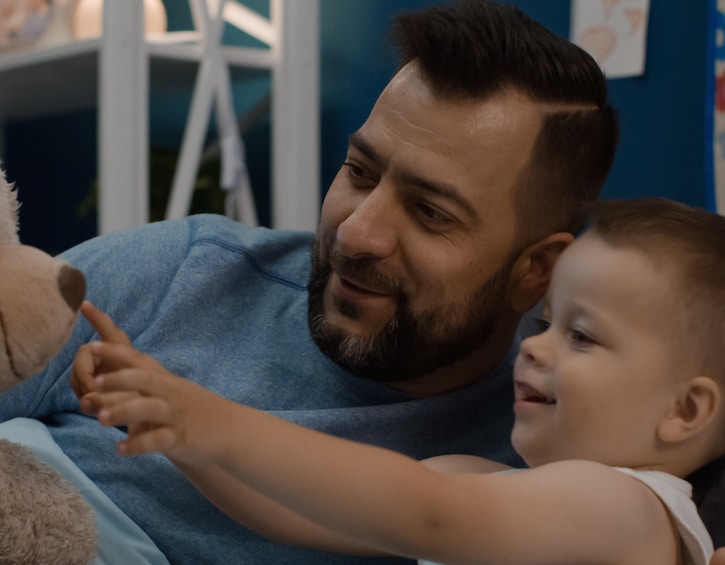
[[2, 1, 710, 254]]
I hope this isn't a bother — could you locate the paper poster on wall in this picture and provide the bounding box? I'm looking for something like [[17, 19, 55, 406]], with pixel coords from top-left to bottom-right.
[[708, 0, 725, 214], [570, 0, 651, 79]]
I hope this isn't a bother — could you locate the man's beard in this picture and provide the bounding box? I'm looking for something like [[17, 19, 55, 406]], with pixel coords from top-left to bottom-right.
[[307, 241, 515, 384]]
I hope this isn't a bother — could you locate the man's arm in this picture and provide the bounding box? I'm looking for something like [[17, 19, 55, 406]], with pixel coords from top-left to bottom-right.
[[712, 548, 725, 564]]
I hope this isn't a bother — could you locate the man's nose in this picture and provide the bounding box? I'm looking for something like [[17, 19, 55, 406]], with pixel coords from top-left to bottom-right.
[[335, 188, 399, 259]]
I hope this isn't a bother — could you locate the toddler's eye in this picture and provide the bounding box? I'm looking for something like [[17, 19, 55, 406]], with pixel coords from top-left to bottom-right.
[[569, 329, 595, 346], [533, 318, 550, 334]]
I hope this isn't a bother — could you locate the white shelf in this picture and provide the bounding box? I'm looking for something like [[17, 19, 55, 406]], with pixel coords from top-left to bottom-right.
[[0, 37, 99, 72], [0, 0, 320, 234], [0, 39, 100, 120], [0, 39, 271, 121]]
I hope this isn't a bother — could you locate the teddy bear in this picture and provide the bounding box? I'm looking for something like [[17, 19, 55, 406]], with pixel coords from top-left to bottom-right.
[[0, 167, 98, 564]]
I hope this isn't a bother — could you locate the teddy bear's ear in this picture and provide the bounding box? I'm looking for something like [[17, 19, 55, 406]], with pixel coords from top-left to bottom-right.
[[0, 167, 20, 245]]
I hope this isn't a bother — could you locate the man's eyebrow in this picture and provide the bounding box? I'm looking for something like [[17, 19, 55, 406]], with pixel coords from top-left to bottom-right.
[[398, 171, 479, 220], [348, 131, 379, 162], [348, 132, 479, 220]]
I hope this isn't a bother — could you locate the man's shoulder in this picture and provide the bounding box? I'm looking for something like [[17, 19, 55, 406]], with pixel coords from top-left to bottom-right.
[[125, 214, 315, 254], [186, 214, 315, 258], [61, 214, 315, 270], [56, 215, 316, 302], [184, 215, 316, 287]]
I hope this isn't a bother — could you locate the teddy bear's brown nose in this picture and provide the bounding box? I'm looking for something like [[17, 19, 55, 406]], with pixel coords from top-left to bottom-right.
[[58, 265, 86, 312]]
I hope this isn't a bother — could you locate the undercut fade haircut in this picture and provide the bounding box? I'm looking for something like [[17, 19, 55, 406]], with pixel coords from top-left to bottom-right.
[[390, 0, 620, 244]]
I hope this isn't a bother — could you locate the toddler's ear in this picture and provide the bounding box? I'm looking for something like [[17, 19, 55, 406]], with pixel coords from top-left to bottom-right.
[[657, 376, 721, 444]]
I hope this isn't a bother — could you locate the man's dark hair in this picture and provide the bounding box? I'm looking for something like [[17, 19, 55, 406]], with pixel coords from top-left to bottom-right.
[[390, 0, 619, 243]]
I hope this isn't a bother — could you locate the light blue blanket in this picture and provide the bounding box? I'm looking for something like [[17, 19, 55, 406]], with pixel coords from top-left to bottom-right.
[[0, 418, 169, 565]]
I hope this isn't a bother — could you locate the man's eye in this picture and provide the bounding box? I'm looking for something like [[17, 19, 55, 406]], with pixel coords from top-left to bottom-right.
[[342, 161, 364, 178], [342, 162, 377, 188], [416, 203, 455, 227]]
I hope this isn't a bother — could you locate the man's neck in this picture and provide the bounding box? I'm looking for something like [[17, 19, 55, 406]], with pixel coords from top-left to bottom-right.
[[386, 320, 520, 397]]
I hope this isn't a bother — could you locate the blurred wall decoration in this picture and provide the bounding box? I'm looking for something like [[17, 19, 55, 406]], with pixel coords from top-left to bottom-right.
[[707, 0, 725, 214], [571, 0, 651, 79]]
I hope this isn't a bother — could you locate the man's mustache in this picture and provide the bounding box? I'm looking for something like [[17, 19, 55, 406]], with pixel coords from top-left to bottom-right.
[[327, 251, 402, 296]]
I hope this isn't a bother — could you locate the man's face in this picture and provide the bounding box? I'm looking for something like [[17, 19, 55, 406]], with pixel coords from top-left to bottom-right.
[[309, 63, 542, 393]]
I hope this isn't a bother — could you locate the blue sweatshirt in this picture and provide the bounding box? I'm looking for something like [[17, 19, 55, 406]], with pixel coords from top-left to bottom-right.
[[0, 215, 522, 564]]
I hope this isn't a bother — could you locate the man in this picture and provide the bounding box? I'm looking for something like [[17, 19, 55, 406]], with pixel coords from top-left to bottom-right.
[[0, 1, 619, 562]]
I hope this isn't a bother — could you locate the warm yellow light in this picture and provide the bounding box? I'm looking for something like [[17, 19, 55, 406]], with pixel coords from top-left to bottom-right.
[[72, 0, 168, 40]]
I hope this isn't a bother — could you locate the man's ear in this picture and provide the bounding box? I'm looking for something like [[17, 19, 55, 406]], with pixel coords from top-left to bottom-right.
[[657, 376, 721, 444], [508, 232, 574, 313]]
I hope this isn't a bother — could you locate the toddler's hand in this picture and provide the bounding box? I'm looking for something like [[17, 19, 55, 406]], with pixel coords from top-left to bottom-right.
[[72, 301, 132, 405], [88, 343, 229, 467]]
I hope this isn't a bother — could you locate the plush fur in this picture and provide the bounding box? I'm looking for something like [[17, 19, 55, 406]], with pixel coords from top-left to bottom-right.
[[0, 168, 97, 564], [0, 440, 97, 564]]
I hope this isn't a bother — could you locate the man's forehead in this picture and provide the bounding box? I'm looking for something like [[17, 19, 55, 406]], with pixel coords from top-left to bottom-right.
[[367, 83, 543, 159], [384, 66, 536, 122], [386, 61, 597, 118]]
